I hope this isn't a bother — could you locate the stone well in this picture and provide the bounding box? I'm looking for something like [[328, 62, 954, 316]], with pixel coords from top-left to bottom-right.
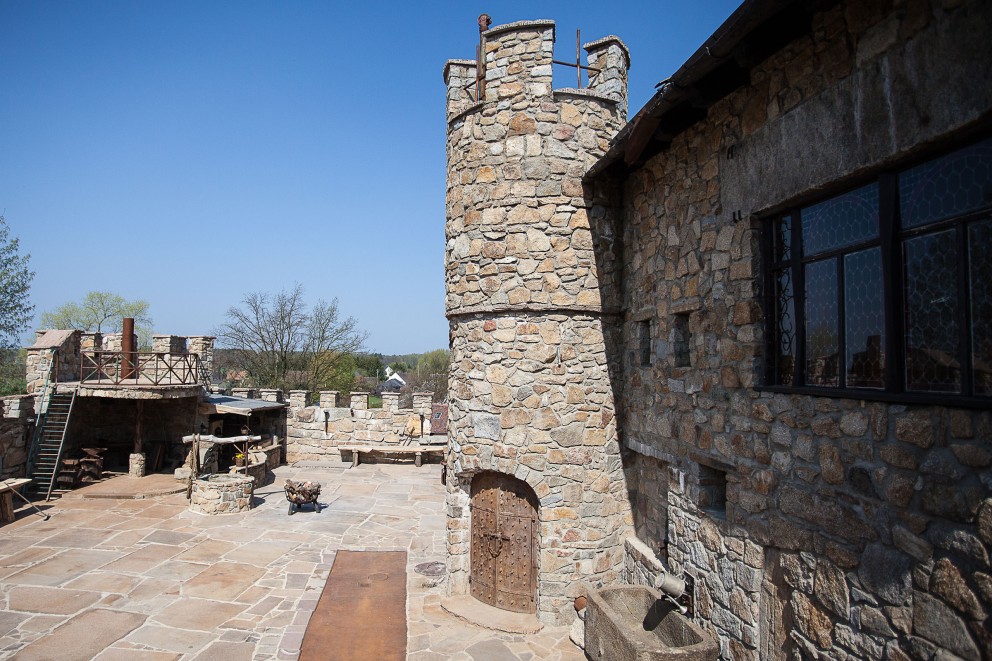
[[189, 473, 254, 515]]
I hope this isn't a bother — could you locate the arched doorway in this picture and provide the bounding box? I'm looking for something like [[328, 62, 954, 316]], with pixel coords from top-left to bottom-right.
[[470, 472, 539, 613]]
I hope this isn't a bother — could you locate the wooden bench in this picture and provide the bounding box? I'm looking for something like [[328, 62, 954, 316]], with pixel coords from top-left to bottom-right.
[[338, 445, 445, 468], [0, 479, 32, 523]]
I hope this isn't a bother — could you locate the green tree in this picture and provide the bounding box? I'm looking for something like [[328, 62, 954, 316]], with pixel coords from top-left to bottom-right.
[[0, 216, 35, 348], [321, 352, 359, 395], [417, 349, 450, 376], [406, 348, 449, 402], [354, 353, 385, 379], [215, 284, 367, 392], [40, 291, 152, 346], [0, 348, 27, 395]]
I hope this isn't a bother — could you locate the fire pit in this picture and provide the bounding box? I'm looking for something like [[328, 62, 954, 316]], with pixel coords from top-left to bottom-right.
[[284, 479, 321, 515], [189, 473, 254, 515]]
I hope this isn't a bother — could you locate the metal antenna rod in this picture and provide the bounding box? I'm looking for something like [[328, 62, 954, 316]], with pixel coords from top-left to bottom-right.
[[576, 29, 581, 88]]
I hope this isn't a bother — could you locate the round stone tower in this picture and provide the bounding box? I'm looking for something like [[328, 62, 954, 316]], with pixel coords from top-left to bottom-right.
[[443, 18, 632, 624]]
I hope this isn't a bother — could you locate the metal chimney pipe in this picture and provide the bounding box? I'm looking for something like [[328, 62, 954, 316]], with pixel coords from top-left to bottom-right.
[[121, 317, 135, 379]]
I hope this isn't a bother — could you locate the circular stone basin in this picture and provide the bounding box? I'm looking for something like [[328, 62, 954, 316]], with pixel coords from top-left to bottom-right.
[[189, 473, 254, 515]]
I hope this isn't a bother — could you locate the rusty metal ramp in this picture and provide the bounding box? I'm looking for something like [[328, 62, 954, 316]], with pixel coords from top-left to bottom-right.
[[299, 550, 407, 661]]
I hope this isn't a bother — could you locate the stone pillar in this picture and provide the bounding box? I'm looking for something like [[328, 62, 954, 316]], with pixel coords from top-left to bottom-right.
[[443, 18, 631, 625], [259, 389, 283, 403], [80, 332, 102, 352], [289, 390, 309, 409], [187, 336, 215, 382], [129, 453, 146, 478], [443, 59, 479, 119], [350, 392, 369, 410], [151, 335, 187, 353], [319, 391, 339, 408], [232, 387, 253, 399], [382, 391, 400, 413], [584, 36, 630, 118], [412, 392, 433, 417], [101, 333, 124, 352], [25, 348, 54, 395]]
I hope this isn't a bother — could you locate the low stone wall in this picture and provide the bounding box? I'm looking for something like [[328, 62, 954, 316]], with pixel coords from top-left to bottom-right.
[[286, 391, 438, 463], [189, 474, 254, 514], [261, 442, 281, 470], [0, 396, 34, 480]]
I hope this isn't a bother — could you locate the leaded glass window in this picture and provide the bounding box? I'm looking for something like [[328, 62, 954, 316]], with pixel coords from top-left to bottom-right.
[[764, 135, 992, 401]]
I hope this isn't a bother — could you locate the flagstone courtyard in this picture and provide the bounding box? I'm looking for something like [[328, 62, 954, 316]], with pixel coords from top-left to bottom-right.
[[0, 464, 583, 660]]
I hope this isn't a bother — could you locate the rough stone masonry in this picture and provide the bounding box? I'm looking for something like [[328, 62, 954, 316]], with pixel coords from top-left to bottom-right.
[[443, 20, 635, 624]]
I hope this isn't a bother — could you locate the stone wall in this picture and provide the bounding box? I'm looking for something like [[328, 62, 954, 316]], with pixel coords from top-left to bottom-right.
[[26, 331, 81, 394], [447, 313, 629, 623], [187, 336, 215, 381], [285, 391, 437, 463], [610, 1, 992, 658], [443, 19, 633, 625], [443, 22, 627, 317], [0, 396, 34, 480]]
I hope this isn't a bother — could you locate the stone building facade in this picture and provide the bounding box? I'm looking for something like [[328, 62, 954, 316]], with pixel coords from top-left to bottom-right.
[[590, 0, 992, 659], [443, 20, 634, 624], [444, 0, 991, 657]]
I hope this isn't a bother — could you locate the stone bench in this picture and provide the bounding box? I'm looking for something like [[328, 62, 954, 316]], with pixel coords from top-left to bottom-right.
[[337, 445, 445, 468]]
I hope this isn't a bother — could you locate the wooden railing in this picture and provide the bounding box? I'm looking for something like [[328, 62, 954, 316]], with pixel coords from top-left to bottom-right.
[[79, 351, 204, 386]]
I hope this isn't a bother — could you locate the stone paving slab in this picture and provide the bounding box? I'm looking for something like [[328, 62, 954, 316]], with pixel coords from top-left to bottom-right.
[[14, 608, 146, 661], [0, 464, 585, 660], [7, 585, 103, 614]]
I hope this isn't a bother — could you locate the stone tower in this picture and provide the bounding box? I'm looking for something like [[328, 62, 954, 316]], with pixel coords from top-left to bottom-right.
[[443, 18, 632, 624]]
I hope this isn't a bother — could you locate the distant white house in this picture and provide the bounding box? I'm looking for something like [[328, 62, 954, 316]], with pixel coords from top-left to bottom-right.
[[380, 367, 407, 393]]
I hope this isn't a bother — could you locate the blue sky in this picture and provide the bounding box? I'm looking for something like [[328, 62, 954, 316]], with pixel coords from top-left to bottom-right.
[[0, 1, 740, 354]]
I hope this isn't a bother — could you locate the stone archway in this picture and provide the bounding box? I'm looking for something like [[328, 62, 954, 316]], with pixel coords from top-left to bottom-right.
[[470, 472, 539, 614]]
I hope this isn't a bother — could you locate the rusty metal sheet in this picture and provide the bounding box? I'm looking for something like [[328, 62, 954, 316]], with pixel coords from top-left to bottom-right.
[[299, 550, 407, 661]]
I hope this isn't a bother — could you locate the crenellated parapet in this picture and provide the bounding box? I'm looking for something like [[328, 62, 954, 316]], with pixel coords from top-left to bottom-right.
[[444, 19, 629, 319]]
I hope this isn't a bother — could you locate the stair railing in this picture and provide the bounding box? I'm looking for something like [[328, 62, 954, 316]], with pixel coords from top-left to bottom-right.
[[26, 349, 58, 477], [45, 386, 79, 501]]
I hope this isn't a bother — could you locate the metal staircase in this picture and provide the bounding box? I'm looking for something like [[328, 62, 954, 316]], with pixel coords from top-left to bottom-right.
[[30, 391, 77, 501]]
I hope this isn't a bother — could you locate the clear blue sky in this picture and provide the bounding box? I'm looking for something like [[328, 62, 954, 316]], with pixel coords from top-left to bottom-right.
[[1, 1, 740, 354]]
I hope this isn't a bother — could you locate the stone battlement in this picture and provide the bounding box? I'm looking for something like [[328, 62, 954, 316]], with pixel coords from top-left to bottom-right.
[[443, 19, 629, 320], [443, 20, 629, 123]]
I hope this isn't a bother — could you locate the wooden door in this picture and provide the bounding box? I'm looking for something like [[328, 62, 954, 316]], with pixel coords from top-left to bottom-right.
[[470, 472, 538, 613]]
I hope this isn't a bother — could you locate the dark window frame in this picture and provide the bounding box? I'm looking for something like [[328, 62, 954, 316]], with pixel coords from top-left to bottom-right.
[[761, 137, 992, 407], [638, 319, 652, 367]]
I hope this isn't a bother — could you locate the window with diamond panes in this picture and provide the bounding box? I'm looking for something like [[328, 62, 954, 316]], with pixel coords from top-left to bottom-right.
[[764, 135, 992, 402]]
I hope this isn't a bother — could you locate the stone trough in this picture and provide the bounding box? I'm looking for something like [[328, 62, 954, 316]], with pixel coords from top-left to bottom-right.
[[584, 586, 718, 661], [189, 473, 254, 515]]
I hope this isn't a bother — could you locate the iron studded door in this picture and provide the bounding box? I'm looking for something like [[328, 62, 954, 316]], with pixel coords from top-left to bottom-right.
[[470, 473, 538, 613]]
